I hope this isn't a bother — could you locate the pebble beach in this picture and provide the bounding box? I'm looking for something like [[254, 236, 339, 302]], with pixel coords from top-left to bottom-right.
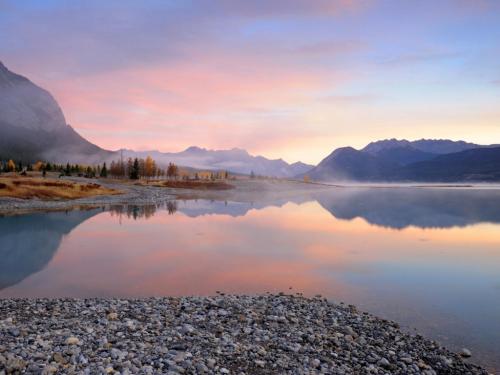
[[0, 295, 488, 374]]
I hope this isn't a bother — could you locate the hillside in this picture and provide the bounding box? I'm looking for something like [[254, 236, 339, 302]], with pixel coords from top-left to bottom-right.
[[306, 140, 500, 182], [398, 147, 500, 182]]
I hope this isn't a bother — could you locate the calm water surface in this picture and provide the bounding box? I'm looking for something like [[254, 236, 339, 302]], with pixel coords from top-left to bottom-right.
[[1, 187, 500, 370]]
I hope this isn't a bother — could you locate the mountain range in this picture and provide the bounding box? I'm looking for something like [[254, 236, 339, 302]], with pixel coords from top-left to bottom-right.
[[306, 139, 500, 182], [1, 62, 499, 182], [119, 146, 312, 177], [0, 62, 311, 177]]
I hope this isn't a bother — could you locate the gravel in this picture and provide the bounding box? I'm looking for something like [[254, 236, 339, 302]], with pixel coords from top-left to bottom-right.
[[0, 178, 175, 215], [0, 294, 488, 374]]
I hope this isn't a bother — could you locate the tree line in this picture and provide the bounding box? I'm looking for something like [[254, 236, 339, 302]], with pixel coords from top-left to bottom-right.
[[1, 156, 230, 181], [109, 156, 169, 179], [0, 159, 108, 178]]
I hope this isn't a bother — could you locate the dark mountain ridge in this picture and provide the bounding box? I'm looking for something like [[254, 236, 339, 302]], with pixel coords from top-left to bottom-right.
[[307, 147, 399, 181], [306, 139, 500, 182], [399, 147, 500, 182], [363, 138, 486, 155]]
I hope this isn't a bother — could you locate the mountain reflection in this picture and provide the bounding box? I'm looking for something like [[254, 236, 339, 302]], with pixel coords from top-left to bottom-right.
[[110, 188, 500, 229], [314, 187, 500, 229], [2, 187, 500, 293], [0, 209, 100, 290]]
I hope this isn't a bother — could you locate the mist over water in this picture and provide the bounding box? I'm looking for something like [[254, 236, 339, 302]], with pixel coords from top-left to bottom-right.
[[1, 187, 500, 370]]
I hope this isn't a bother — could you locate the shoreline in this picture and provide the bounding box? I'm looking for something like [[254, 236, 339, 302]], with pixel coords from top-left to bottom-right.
[[0, 178, 332, 216], [0, 294, 489, 374], [1, 177, 500, 216]]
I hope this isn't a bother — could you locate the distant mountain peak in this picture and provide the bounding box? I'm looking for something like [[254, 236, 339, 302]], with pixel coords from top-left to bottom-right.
[[329, 146, 357, 156], [228, 147, 250, 156], [184, 146, 206, 153], [362, 139, 412, 154], [410, 139, 483, 154]]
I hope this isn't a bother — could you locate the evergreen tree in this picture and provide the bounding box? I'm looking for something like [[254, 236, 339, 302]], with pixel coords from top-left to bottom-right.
[[100, 162, 108, 178], [130, 158, 140, 180], [86, 166, 94, 178], [65, 163, 71, 176]]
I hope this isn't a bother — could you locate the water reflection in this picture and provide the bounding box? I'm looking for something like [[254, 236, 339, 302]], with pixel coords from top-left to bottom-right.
[[108, 202, 177, 220], [1, 187, 500, 370], [107, 187, 500, 229], [316, 187, 500, 229], [0, 209, 100, 289]]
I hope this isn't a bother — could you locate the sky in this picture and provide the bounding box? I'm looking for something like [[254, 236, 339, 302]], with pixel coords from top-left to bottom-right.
[[1, 0, 500, 164]]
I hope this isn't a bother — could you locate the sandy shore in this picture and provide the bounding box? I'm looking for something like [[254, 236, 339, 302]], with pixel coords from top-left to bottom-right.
[[0, 295, 488, 375]]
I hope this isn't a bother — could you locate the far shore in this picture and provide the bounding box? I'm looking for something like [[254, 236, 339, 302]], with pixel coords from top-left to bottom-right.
[[0, 175, 333, 215], [1, 173, 500, 216]]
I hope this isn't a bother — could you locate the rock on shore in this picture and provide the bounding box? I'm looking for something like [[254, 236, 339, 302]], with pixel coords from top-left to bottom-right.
[[0, 295, 488, 374]]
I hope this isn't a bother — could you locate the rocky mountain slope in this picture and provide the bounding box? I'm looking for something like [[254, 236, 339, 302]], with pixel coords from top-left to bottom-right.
[[0, 61, 113, 164]]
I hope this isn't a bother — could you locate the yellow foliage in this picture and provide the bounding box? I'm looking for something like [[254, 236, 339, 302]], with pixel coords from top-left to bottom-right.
[[7, 160, 16, 172], [144, 156, 155, 178], [0, 177, 121, 200], [33, 161, 45, 171]]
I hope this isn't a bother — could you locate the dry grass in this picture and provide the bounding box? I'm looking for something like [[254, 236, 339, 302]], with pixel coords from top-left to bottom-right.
[[0, 176, 121, 200], [137, 179, 234, 190]]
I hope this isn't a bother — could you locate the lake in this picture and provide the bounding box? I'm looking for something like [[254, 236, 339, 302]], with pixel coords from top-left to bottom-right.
[[1, 187, 500, 371]]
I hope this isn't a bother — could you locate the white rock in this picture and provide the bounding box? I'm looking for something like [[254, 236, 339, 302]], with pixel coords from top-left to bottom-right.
[[460, 348, 472, 358], [254, 360, 266, 367], [65, 337, 80, 345], [107, 312, 118, 320]]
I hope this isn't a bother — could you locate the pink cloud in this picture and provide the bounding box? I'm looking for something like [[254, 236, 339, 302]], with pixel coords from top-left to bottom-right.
[[3, 0, 499, 163], [38, 41, 354, 156]]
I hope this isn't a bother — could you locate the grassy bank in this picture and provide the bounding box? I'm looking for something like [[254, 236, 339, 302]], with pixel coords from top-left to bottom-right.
[[0, 176, 121, 200]]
